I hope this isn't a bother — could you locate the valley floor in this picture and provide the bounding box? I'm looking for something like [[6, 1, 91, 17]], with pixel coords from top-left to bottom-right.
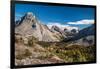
[[15, 41, 96, 66]]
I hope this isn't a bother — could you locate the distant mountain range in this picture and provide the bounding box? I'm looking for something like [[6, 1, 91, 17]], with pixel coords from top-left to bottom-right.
[[73, 24, 95, 46], [15, 12, 95, 46], [63, 24, 95, 46]]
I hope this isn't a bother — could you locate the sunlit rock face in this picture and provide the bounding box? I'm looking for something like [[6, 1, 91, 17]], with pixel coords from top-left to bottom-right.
[[15, 12, 60, 42]]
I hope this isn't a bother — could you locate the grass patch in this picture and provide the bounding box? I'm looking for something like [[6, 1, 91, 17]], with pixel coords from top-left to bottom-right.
[[27, 36, 37, 47], [44, 43, 95, 62]]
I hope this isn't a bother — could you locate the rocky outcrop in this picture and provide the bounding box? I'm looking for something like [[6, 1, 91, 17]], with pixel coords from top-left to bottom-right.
[[15, 12, 60, 42]]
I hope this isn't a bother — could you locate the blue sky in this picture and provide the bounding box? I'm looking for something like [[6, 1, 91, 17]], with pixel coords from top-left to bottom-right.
[[15, 4, 95, 30]]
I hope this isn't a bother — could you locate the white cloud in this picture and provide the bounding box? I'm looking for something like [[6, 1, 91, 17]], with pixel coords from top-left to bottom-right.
[[47, 22, 79, 31], [67, 19, 94, 25]]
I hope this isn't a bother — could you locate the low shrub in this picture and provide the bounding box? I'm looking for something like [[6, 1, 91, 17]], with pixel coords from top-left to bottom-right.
[[16, 49, 32, 60]]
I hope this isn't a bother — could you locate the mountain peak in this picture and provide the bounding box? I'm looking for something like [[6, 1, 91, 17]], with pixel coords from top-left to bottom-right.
[[24, 12, 35, 20], [26, 12, 33, 16], [15, 12, 61, 42]]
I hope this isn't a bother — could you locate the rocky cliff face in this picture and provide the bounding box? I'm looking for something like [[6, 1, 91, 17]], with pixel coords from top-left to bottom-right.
[[15, 12, 61, 42], [51, 25, 67, 38]]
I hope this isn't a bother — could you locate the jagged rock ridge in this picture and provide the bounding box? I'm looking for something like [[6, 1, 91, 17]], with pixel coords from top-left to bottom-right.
[[15, 12, 61, 42]]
